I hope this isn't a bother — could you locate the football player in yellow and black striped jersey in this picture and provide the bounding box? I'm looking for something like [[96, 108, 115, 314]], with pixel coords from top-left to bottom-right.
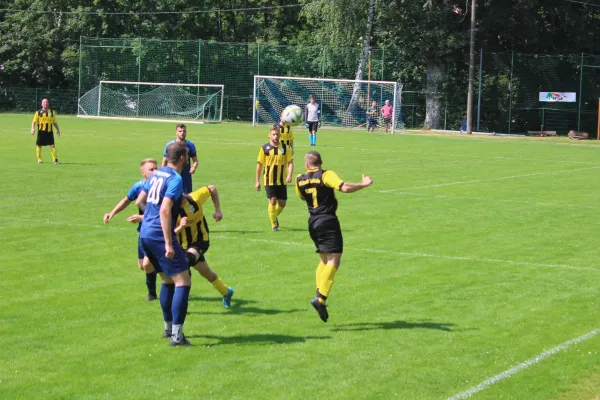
[[274, 119, 295, 155], [296, 151, 373, 322], [174, 185, 234, 308], [255, 127, 294, 231], [30, 98, 61, 164]]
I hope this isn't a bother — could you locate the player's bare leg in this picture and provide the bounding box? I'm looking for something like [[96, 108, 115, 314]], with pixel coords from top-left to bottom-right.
[[188, 249, 234, 308]]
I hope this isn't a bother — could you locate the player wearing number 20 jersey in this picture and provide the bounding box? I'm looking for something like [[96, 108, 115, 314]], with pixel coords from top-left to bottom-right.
[[137, 141, 193, 347], [139, 166, 188, 276]]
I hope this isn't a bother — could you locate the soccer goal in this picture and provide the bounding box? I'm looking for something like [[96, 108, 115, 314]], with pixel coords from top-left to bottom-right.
[[253, 75, 403, 133], [77, 81, 224, 124]]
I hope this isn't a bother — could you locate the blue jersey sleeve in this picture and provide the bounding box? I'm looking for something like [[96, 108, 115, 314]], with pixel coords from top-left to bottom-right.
[[188, 141, 197, 157], [165, 174, 183, 200], [127, 181, 143, 201], [163, 142, 170, 157]]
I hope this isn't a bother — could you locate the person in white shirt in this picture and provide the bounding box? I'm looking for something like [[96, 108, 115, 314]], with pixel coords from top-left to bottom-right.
[[305, 95, 320, 146]]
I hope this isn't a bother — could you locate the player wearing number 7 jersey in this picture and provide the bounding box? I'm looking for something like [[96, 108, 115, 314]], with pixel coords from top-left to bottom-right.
[[137, 141, 192, 347], [295, 151, 373, 323]]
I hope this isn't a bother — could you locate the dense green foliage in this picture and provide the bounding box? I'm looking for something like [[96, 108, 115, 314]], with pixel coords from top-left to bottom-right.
[[0, 0, 599, 130]]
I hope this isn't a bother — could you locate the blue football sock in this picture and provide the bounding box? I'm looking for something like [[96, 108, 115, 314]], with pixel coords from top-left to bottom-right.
[[146, 271, 157, 295], [172, 285, 191, 325], [160, 283, 175, 323], [313, 134, 317, 145]]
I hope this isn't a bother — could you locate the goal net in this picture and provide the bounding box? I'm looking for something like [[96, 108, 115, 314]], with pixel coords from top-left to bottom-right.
[[253, 75, 403, 133], [78, 81, 224, 123]]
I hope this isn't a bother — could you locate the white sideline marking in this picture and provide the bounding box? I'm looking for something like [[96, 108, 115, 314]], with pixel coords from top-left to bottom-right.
[[381, 165, 600, 192], [211, 235, 600, 272], [382, 191, 595, 209], [3, 217, 599, 272], [447, 328, 600, 400], [0, 217, 130, 231]]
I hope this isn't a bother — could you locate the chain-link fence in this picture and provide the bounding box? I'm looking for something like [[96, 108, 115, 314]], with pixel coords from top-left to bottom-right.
[[2, 37, 598, 137]]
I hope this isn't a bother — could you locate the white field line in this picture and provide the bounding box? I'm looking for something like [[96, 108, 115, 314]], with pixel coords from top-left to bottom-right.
[[2, 217, 596, 272], [381, 165, 600, 192], [210, 235, 600, 272], [447, 328, 600, 400], [382, 191, 595, 209], [2, 128, 598, 166]]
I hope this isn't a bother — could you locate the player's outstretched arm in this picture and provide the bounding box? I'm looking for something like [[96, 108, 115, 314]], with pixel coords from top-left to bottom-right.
[[207, 185, 223, 221], [340, 174, 373, 193], [104, 197, 132, 223], [135, 191, 148, 212]]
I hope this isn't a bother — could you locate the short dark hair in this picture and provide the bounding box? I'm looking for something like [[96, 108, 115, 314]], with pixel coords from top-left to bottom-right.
[[176, 123, 187, 130], [309, 95, 315, 100], [166, 141, 188, 164], [305, 151, 322, 167]]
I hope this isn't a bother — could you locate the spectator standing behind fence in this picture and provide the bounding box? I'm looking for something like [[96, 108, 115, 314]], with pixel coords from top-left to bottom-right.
[[381, 100, 393, 134], [305, 95, 320, 146]]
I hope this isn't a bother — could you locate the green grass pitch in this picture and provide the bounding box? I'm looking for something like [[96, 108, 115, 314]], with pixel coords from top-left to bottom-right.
[[1, 114, 600, 399]]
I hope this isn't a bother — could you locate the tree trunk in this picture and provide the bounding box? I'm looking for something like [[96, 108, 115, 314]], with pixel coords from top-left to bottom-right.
[[424, 61, 443, 129], [344, 0, 375, 125]]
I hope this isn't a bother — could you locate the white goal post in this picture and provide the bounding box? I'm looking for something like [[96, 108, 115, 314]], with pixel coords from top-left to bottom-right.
[[252, 75, 403, 133], [77, 81, 225, 124]]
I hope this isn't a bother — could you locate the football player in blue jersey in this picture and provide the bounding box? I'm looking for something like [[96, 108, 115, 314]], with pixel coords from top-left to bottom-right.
[[161, 124, 198, 193], [137, 142, 193, 347], [104, 158, 158, 301]]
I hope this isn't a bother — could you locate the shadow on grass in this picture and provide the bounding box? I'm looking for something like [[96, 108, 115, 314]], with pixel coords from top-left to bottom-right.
[[186, 333, 332, 346], [330, 320, 455, 332], [188, 296, 305, 316]]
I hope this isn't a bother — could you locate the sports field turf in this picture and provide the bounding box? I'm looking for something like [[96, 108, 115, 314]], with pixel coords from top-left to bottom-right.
[[1, 114, 600, 399]]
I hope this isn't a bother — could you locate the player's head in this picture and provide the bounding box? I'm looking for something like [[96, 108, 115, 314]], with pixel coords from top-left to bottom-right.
[[139, 158, 157, 179], [269, 127, 280, 144], [309, 95, 316, 104], [41, 98, 49, 110], [166, 141, 189, 172], [371, 101, 377, 107], [384, 100, 390, 105], [305, 151, 322, 169], [175, 124, 187, 141]]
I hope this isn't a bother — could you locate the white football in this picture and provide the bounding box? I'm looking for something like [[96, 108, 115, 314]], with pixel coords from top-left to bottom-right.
[[281, 105, 303, 127]]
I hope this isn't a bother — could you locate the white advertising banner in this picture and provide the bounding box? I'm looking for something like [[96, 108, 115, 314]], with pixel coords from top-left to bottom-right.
[[539, 92, 577, 102]]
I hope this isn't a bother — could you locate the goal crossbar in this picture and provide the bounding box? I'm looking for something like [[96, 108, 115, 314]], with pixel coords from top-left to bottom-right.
[[100, 80, 224, 89]]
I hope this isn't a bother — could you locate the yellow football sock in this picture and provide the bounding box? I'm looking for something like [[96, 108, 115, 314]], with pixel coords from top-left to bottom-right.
[[318, 264, 338, 303], [268, 204, 278, 227], [315, 262, 326, 289], [211, 277, 229, 296], [50, 146, 57, 162], [275, 203, 284, 216], [36, 146, 42, 161]]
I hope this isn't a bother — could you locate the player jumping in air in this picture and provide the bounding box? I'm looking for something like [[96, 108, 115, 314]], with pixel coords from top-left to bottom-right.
[[296, 151, 373, 322]]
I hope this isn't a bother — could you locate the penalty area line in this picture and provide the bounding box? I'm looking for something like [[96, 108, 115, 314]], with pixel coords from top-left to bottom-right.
[[211, 235, 600, 272], [446, 327, 600, 400]]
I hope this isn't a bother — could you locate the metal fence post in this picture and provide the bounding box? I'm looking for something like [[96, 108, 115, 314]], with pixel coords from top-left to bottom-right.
[[477, 47, 483, 131], [508, 51, 514, 134], [578, 53, 584, 131]]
